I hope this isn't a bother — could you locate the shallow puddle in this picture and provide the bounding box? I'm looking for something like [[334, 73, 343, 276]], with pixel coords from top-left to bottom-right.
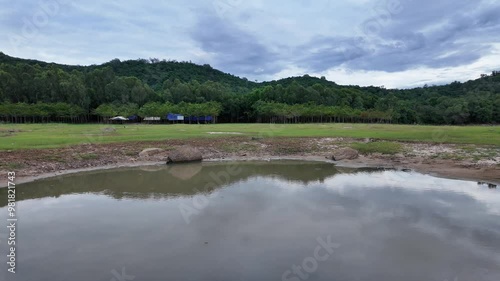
[[1, 161, 499, 281]]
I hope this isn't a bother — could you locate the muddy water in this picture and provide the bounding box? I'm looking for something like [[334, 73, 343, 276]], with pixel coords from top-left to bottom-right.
[[1, 161, 499, 281]]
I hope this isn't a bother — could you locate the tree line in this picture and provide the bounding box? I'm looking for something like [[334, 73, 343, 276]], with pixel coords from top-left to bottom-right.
[[94, 101, 222, 123], [0, 102, 86, 123], [0, 102, 223, 123], [0, 52, 499, 125], [252, 101, 391, 123]]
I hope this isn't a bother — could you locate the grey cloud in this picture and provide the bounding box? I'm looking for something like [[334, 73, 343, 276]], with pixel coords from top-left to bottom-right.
[[295, 0, 500, 73], [190, 15, 283, 77], [295, 36, 371, 72], [1, 0, 499, 85]]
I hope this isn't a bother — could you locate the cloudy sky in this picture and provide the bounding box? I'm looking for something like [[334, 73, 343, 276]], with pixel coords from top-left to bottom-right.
[[1, 0, 499, 88]]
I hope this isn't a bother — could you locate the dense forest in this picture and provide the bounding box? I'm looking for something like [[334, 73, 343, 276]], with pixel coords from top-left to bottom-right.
[[0, 52, 499, 124]]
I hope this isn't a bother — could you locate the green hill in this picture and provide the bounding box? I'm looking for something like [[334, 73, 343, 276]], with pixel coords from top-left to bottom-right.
[[0, 52, 499, 124]]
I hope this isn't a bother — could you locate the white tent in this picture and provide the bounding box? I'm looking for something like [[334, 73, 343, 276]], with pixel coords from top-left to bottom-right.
[[110, 116, 128, 121], [144, 117, 161, 121]]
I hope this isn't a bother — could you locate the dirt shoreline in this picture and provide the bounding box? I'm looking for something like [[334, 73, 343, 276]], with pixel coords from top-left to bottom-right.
[[6, 156, 500, 187], [1, 137, 499, 186]]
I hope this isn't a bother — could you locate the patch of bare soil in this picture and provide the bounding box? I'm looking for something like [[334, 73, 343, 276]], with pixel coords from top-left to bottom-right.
[[0, 137, 498, 186]]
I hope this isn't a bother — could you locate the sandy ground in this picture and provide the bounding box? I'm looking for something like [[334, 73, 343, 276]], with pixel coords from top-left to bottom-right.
[[1, 137, 499, 186]]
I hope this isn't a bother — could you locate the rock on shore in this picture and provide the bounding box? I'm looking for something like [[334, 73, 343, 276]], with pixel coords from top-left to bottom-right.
[[166, 146, 203, 163], [330, 148, 359, 161]]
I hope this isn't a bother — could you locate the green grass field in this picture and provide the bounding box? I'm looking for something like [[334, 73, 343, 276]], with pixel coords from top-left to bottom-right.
[[0, 123, 498, 150]]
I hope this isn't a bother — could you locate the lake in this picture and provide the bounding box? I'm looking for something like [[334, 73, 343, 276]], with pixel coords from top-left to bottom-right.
[[1, 161, 499, 281]]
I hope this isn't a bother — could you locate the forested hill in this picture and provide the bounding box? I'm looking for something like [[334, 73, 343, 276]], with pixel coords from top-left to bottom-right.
[[0, 52, 499, 124], [0, 52, 256, 91], [101, 58, 258, 91], [0, 52, 84, 72]]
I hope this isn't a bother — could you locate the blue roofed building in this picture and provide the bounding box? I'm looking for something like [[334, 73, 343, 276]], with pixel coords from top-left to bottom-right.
[[166, 113, 184, 122]]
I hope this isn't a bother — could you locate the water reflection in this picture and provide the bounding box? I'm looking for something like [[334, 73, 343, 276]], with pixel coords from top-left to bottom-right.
[[0, 161, 499, 281], [0, 161, 370, 205]]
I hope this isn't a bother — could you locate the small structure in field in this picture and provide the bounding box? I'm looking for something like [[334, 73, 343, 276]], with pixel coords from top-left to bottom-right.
[[110, 116, 128, 121], [128, 115, 140, 123], [143, 117, 161, 124], [165, 113, 215, 124], [186, 116, 213, 123], [167, 113, 184, 123], [109, 116, 129, 124]]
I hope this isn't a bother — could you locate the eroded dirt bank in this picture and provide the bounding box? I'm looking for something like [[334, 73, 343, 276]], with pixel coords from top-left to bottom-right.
[[1, 137, 499, 185]]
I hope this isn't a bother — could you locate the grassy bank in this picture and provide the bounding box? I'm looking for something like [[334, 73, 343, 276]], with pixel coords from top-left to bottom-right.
[[350, 142, 404, 155], [0, 123, 498, 150]]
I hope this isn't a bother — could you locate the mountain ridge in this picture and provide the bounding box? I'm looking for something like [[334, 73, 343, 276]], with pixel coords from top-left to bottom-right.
[[2, 51, 482, 91]]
